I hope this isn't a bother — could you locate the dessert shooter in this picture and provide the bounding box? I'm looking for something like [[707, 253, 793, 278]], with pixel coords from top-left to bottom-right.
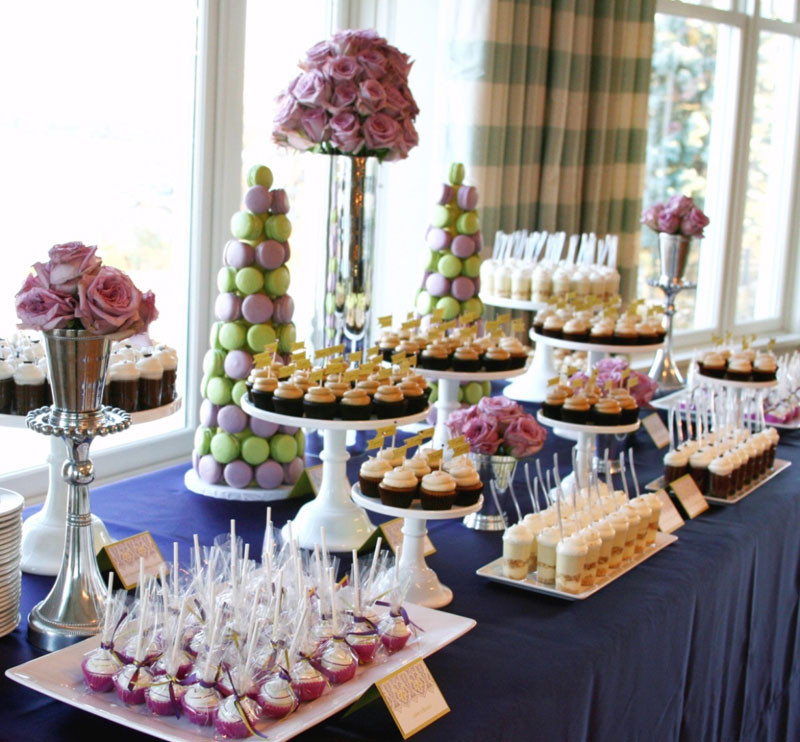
[[136, 353, 163, 410], [13, 360, 45, 414], [503, 523, 533, 580]]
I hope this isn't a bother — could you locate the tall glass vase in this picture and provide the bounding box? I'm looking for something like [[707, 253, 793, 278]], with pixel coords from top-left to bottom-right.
[[462, 453, 518, 531], [323, 155, 377, 353]]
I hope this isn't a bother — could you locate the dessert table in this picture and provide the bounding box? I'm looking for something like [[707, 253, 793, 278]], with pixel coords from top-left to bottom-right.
[[3, 390, 800, 741]]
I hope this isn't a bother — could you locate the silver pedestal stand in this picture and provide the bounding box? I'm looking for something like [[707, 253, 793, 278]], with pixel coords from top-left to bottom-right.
[[26, 405, 130, 651], [647, 277, 696, 391]]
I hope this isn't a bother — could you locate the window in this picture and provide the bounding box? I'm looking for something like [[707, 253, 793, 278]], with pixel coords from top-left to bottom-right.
[[640, 0, 800, 346]]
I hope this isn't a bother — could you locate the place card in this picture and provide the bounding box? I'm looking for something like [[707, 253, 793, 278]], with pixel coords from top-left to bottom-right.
[[669, 474, 709, 519], [654, 488, 685, 533], [379, 517, 435, 557], [288, 464, 324, 499], [642, 412, 671, 449], [97, 532, 166, 590], [376, 658, 449, 739]]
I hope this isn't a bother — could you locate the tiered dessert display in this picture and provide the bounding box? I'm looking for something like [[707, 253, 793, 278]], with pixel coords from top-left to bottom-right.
[[641, 195, 709, 390], [8, 522, 476, 739], [351, 433, 483, 607], [186, 165, 304, 501], [477, 451, 676, 599], [242, 344, 431, 551]]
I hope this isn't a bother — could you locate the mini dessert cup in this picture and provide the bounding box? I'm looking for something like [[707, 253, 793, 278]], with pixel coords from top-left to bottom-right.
[[503, 523, 533, 580]]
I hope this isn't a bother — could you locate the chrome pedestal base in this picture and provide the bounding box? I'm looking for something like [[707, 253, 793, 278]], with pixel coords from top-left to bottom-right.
[[647, 278, 697, 392]]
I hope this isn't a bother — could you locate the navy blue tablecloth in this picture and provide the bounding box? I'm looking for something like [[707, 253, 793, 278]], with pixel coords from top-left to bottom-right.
[[3, 400, 800, 741]]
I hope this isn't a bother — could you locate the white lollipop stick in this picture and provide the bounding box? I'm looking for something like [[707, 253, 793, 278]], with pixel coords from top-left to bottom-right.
[[367, 537, 383, 599], [352, 549, 361, 616], [535, 457, 550, 505], [193, 533, 201, 577], [508, 478, 523, 523], [524, 463, 540, 513], [604, 449, 613, 494], [551, 464, 565, 541], [271, 570, 283, 644]]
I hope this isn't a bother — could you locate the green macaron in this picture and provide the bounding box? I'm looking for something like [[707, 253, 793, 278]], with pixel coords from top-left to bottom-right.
[[210, 431, 241, 464], [449, 163, 465, 185], [206, 377, 233, 406], [294, 430, 305, 455], [425, 249, 440, 272], [277, 322, 296, 353], [194, 427, 213, 456], [203, 348, 226, 377], [460, 296, 483, 317], [242, 435, 270, 465], [461, 254, 481, 278], [415, 289, 435, 316], [436, 296, 461, 321], [247, 164, 273, 189], [235, 266, 264, 295], [428, 382, 438, 405], [217, 266, 237, 293], [463, 381, 484, 405], [246, 323, 277, 353], [456, 211, 479, 235], [482, 381, 492, 397], [219, 322, 247, 351], [265, 214, 292, 241], [431, 204, 456, 229], [231, 211, 264, 241], [264, 265, 290, 297], [231, 380, 249, 406], [437, 252, 462, 279], [270, 433, 298, 464]]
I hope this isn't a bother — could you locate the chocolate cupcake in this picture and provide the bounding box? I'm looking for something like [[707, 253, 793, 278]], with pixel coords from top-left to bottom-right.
[[542, 315, 564, 339], [561, 394, 590, 424], [13, 361, 45, 415], [589, 318, 615, 343], [542, 387, 567, 420], [339, 388, 372, 420], [303, 386, 337, 419], [420, 344, 450, 371], [500, 337, 528, 369], [613, 317, 638, 346], [397, 379, 426, 414], [483, 347, 511, 372], [136, 354, 164, 410], [593, 397, 622, 426], [452, 346, 480, 373], [726, 357, 752, 382], [359, 457, 392, 497], [699, 352, 726, 379], [108, 360, 140, 412], [614, 391, 639, 425], [356, 378, 380, 399], [753, 353, 777, 381], [379, 333, 400, 362], [325, 378, 351, 401], [451, 464, 483, 506], [251, 375, 277, 411], [272, 381, 304, 417], [373, 384, 406, 419], [563, 318, 590, 344], [419, 470, 457, 510], [378, 468, 418, 508]]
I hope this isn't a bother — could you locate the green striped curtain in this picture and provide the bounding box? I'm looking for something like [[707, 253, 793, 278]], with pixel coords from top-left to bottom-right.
[[438, 0, 656, 298]]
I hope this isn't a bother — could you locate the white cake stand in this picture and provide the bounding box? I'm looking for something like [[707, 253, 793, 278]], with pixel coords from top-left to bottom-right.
[[19, 396, 183, 576], [504, 330, 665, 404], [417, 366, 527, 448], [241, 398, 430, 552], [479, 293, 546, 312], [351, 484, 482, 608], [536, 410, 639, 492], [183, 469, 292, 502]]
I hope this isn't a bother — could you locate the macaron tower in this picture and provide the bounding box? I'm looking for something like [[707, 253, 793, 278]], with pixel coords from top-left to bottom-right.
[[415, 163, 484, 323], [192, 164, 304, 491]]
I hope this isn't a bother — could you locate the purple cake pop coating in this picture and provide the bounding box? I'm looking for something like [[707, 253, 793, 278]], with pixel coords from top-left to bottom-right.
[[255, 240, 286, 270], [223, 349, 253, 380], [269, 189, 290, 214], [425, 273, 451, 298], [242, 293, 273, 324], [255, 460, 284, 489], [250, 417, 279, 438], [199, 399, 219, 428], [198, 455, 223, 484], [224, 240, 255, 269], [215, 293, 242, 322], [244, 185, 272, 214], [451, 276, 475, 301], [451, 234, 476, 259], [282, 457, 304, 485], [272, 295, 295, 324], [217, 404, 248, 434], [426, 228, 451, 250], [224, 460, 253, 489], [456, 185, 478, 211]]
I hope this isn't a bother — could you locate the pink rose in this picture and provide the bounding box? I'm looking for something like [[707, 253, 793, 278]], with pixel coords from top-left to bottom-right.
[[356, 79, 387, 115], [382, 85, 411, 116], [657, 209, 681, 234], [462, 415, 501, 455], [357, 49, 387, 78], [300, 107, 329, 143], [327, 81, 358, 113], [15, 273, 77, 331], [302, 40, 333, 69], [329, 112, 365, 154], [398, 84, 419, 118], [274, 92, 302, 128], [363, 112, 402, 151], [665, 194, 694, 217], [640, 204, 663, 231], [76, 266, 145, 338], [36, 241, 101, 295], [680, 206, 709, 238], [139, 290, 159, 330], [324, 56, 362, 83], [595, 357, 628, 374], [292, 70, 330, 107], [503, 416, 547, 458], [477, 396, 522, 433], [446, 404, 480, 437], [630, 371, 658, 407]]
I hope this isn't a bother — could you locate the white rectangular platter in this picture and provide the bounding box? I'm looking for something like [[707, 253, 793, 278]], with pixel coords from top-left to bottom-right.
[[6, 602, 474, 742], [645, 458, 791, 506], [476, 532, 677, 601]]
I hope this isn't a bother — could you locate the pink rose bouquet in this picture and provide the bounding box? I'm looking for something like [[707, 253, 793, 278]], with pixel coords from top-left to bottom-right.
[[16, 242, 158, 340], [447, 398, 546, 458], [641, 195, 709, 238], [273, 29, 419, 162], [571, 358, 658, 408]]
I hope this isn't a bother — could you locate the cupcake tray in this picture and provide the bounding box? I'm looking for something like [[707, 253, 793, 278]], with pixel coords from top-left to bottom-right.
[[694, 372, 778, 390], [478, 293, 546, 312], [6, 601, 476, 742], [530, 329, 665, 355], [351, 486, 483, 520], [416, 365, 528, 382], [536, 410, 640, 436], [476, 531, 678, 601], [644, 458, 791, 505]]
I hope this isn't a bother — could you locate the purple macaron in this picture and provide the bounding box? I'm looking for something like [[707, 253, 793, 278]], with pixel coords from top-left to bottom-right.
[[269, 189, 290, 214], [242, 293, 273, 324], [224, 240, 255, 269], [426, 228, 451, 250], [272, 295, 295, 324], [474, 231, 483, 251], [457, 186, 478, 211], [215, 293, 242, 322], [473, 276, 481, 293], [217, 404, 248, 434], [224, 460, 253, 489], [250, 417, 279, 438], [255, 460, 284, 489], [244, 186, 272, 215], [283, 242, 291, 262], [223, 349, 253, 380], [451, 234, 476, 259], [437, 184, 453, 205], [199, 399, 219, 428], [425, 273, 451, 298], [278, 425, 299, 435], [451, 276, 476, 301], [255, 240, 285, 270], [198, 455, 223, 485], [282, 457, 304, 485]]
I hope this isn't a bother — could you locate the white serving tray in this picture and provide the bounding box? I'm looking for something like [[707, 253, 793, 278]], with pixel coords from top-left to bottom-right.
[[183, 468, 293, 503], [478, 293, 545, 312], [6, 602, 475, 742], [416, 366, 527, 382], [476, 531, 677, 601], [645, 458, 791, 506], [536, 410, 640, 435], [530, 330, 664, 354]]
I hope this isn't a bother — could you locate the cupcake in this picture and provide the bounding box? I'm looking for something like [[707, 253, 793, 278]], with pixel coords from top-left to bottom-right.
[[726, 356, 752, 382], [246, 366, 273, 395], [0, 359, 13, 413], [378, 446, 406, 469], [136, 353, 164, 410], [753, 353, 777, 381], [419, 470, 457, 510], [379, 333, 400, 362], [499, 337, 527, 369], [303, 386, 337, 419], [561, 394, 590, 424], [358, 457, 392, 497], [563, 317, 590, 343], [339, 388, 372, 420], [400, 454, 431, 483], [614, 391, 639, 424], [420, 344, 450, 371], [635, 319, 660, 345], [542, 387, 567, 420], [483, 347, 511, 372], [13, 361, 46, 415], [378, 468, 419, 508], [451, 464, 483, 506], [589, 318, 615, 343], [542, 315, 564, 339], [373, 384, 406, 419], [613, 317, 638, 346], [532, 310, 548, 335], [663, 448, 689, 485], [325, 378, 351, 401], [251, 375, 278, 411], [108, 360, 140, 412], [397, 380, 426, 414], [593, 397, 622, 426], [356, 378, 380, 399], [290, 371, 311, 395], [452, 346, 480, 373], [272, 382, 304, 417]]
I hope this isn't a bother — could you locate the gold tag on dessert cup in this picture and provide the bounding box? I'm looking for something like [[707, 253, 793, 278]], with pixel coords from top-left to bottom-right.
[[97, 532, 166, 591], [669, 474, 709, 519], [379, 517, 435, 557], [643, 412, 671, 449], [655, 489, 685, 534], [376, 657, 449, 739]]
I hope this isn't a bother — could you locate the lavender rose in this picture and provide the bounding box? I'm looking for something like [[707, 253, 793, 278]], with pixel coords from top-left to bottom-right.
[[665, 194, 694, 217], [302, 40, 333, 69], [274, 93, 302, 129], [327, 81, 358, 113], [292, 70, 330, 107], [503, 416, 547, 458], [357, 49, 387, 78], [356, 79, 387, 116], [446, 404, 480, 437], [36, 242, 101, 295], [15, 273, 77, 331], [462, 415, 501, 455], [76, 266, 145, 338], [139, 290, 159, 329], [300, 107, 329, 143], [363, 113, 402, 151], [329, 112, 364, 154], [640, 204, 663, 231], [681, 206, 709, 238], [477, 396, 522, 433], [324, 55, 362, 83], [657, 209, 681, 234], [382, 85, 411, 116]]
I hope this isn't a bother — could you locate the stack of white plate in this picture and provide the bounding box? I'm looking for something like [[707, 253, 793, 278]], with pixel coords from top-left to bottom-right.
[[0, 488, 23, 637]]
